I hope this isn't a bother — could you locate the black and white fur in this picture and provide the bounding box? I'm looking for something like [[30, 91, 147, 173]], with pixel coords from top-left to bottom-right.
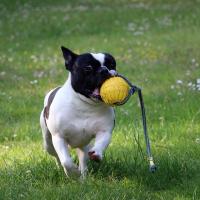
[[40, 47, 117, 178]]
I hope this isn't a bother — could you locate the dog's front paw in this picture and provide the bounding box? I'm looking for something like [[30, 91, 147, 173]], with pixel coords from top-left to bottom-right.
[[88, 150, 102, 162]]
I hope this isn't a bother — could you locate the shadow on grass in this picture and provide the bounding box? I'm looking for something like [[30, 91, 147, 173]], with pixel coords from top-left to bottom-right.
[[88, 147, 199, 192], [0, 146, 199, 199]]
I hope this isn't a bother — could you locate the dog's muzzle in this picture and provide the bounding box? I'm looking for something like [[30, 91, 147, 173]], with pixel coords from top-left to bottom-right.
[[90, 69, 117, 100]]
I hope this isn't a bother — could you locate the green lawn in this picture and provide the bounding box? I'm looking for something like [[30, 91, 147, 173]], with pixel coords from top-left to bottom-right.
[[0, 0, 200, 199]]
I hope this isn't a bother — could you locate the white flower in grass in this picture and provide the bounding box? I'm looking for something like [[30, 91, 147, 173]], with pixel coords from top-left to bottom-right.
[[186, 70, 191, 76], [30, 80, 38, 84], [187, 82, 192, 87], [176, 80, 183, 84], [134, 31, 144, 36], [33, 71, 45, 78], [26, 170, 31, 174], [0, 71, 6, 76], [177, 92, 182, 96], [127, 22, 136, 31], [170, 85, 175, 89], [195, 138, 200, 144], [75, 5, 88, 11], [197, 78, 200, 84], [8, 57, 13, 62], [192, 85, 196, 90], [30, 55, 38, 63], [192, 58, 196, 63]]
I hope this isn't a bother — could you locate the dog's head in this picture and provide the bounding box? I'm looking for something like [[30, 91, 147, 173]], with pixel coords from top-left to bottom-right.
[[61, 46, 117, 100]]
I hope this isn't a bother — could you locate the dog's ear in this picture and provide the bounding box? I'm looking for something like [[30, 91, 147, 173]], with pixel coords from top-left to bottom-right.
[[61, 46, 78, 71]]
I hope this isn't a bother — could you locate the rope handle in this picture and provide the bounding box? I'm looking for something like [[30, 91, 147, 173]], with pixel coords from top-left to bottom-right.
[[115, 74, 157, 172]]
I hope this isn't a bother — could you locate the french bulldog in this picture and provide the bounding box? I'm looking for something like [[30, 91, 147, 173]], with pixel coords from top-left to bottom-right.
[[40, 47, 117, 178]]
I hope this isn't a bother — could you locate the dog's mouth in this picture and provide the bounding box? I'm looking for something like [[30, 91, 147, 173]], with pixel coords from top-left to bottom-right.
[[90, 88, 102, 100], [88, 70, 117, 101]]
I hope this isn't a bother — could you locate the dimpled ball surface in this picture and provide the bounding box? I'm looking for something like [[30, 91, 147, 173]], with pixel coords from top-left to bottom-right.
[[100, 77, 129, 106]]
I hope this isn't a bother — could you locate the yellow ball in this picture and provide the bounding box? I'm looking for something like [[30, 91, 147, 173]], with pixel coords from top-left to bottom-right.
[[100, 77, 130, 106]]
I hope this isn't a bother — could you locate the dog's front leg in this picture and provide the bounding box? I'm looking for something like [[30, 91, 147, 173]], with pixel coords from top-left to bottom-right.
[[77, 146, 90, 178], [88, 131, 112, 162], [52, 134, 80, 178]]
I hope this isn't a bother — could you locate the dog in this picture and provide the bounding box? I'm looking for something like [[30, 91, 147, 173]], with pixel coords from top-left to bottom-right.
[[40, 46, 117, 178]]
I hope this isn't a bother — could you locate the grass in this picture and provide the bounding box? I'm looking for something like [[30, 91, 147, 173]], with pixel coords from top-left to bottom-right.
[[0, 0, 200, 199]]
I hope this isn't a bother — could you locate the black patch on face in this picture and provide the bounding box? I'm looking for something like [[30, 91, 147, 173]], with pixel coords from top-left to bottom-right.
[[71, 54, 112, 98], [61, 47, 116, 99], [103, 53, 116, 70]]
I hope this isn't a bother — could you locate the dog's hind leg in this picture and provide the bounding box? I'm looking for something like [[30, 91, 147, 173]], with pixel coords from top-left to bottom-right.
[[40, 110, 61, 165]]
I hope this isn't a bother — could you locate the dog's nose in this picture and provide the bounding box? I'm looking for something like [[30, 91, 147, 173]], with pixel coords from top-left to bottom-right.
[[109, 70, 117, 76], [100, 66, 109, 75]]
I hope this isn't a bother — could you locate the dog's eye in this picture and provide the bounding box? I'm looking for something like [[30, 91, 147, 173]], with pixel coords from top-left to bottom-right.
[[84, 66, 93, 72]]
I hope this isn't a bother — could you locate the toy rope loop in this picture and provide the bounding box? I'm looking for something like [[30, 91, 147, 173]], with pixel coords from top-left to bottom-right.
[[115, 74, 157, 173]]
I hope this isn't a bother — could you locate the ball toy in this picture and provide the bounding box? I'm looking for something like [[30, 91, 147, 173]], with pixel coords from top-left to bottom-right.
[[100, 76, 130, 106]]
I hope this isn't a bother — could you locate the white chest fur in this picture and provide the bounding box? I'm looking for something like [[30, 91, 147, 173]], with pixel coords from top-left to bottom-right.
[[45, 74, 115, 148]]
